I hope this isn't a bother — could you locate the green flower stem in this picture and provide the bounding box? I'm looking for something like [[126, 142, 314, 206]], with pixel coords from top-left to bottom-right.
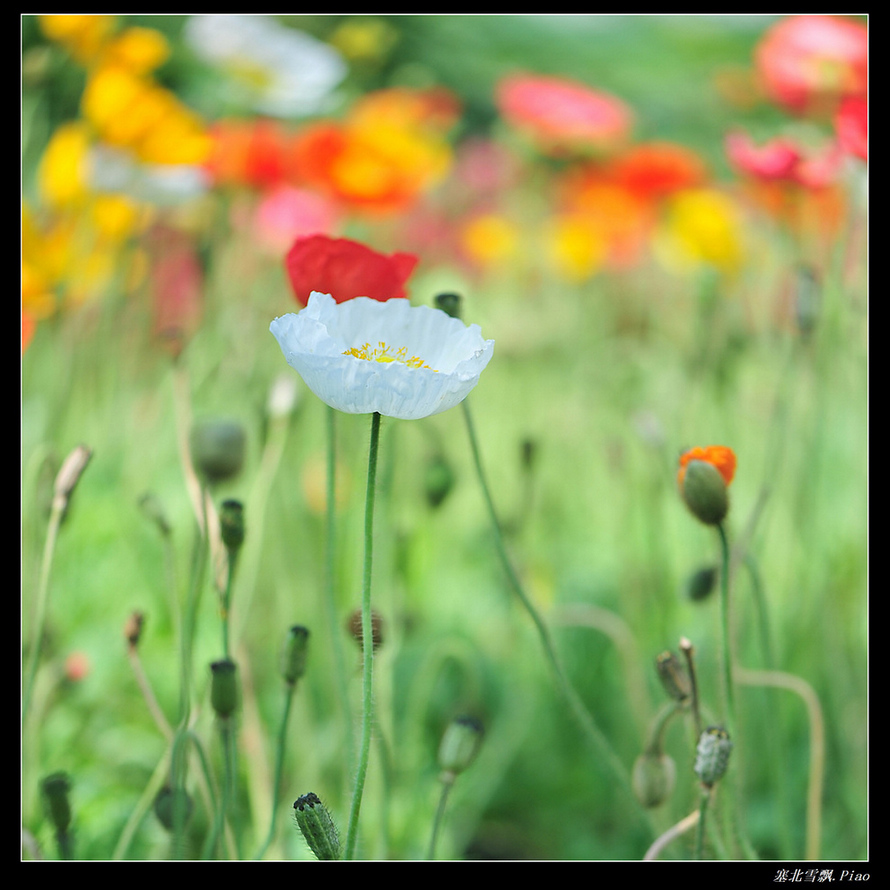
[[716, 523, 737, 741], [460, 400, 644, 822], [23, 485, 68, 726], [253, 680, 298, 859], [220, 552, 237, 660], [427, 776, 454, 860], [695, 786, 712, 860], [326, 405, 356, 779], [344, 411, 382, 861]]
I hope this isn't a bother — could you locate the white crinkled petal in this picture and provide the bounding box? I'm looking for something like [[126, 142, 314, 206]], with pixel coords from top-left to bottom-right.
[[270, 293, 494, 420]]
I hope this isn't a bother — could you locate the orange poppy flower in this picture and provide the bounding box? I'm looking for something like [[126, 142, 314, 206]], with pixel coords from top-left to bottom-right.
[[677, 446, 737, 488]]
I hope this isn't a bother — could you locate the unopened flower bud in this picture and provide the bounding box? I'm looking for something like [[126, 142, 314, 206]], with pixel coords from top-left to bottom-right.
[[125, 610, 145, 648], [679, 459, 729, 525], [632, 750, 676, 808], [41, 772, 72, 834], [219, 499, 245, 553], [655, 651, 691, 703], [280, 625, 310, 685], [685, 564, 718, 602], [210, 658, 238, 719], [794, 265, 820, 338], [424, 453, 455, 509], [138, 492, 171, 537], [434, 292, 462, 319], [53, 444, 92, 511], [348, 608, 384, 652], [154, 786, 193, 832], [189, 420, 246, 484], [293, 792, 341, 860], [694, 726, 733, 787], [437, 715, 484, 780]]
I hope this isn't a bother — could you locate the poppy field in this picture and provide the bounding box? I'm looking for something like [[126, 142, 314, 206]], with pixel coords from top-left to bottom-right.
[[21, 15, 868, 863]]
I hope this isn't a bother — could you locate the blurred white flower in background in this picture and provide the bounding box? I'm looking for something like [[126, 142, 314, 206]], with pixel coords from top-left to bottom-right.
[[184, 14, 347, 118]]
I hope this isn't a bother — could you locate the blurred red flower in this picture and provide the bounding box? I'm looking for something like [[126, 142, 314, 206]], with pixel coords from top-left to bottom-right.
[[600, 141, 708, 201], [754, 15, 867, 116], [285, 234, 418, 305], [204, 119, 294, 190], [495, 72, 633, 157], [835, 95, 867, 161]]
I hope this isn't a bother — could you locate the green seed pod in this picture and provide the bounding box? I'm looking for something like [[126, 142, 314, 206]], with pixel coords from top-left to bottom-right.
[[655, 651, 691, 703], [424, 453, 455, 509], [685, 564, 718, 602], [293, 793, 341, 860], [437, 715, 484, 779], [694, 726, 733, 787], [189, 419, 246, 484], [434, 292, 462, 319], [154, 786, 193, 832], [280, 625, 310, 685], [41, 772, 72, 835], [210, 658, 238, 719], [632, 751, 676, 808], [219, 499, 245, 553], [680, 460, 729, 526]]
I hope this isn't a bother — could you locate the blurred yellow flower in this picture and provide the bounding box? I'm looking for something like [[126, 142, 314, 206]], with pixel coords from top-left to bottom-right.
[[39, 14, 116, 64], [655, 188, 744, 275], [545, 214, 607, 283], [101, 26, 170, 74], [81, 65, 211, 165], [38, 121, 91, 209], [459, 213, 521, 268]]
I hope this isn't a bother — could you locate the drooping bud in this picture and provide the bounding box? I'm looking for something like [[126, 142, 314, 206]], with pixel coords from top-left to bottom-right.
[[655, 651, 691, 703], [189, 420, 246, 485], [437, 715, 484, 781], [293, 792, 341, 860], [280, 625, 310, 685], [694, 726, 733, 787], [632, 750, 676, 808], [210, 658, 238, 719], [53, 444, 92, 514], [794, 265, 820, 339], [434, 292, 462, 319], [154, 786, 193, 832], [138, 492, 171, 537]]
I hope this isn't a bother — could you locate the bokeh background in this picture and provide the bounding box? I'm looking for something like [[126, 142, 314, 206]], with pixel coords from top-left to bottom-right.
[[22, 15, 867, 861]]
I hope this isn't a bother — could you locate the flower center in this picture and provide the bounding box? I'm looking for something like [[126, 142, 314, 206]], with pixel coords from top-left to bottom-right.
[[344, 341, 437, 371]]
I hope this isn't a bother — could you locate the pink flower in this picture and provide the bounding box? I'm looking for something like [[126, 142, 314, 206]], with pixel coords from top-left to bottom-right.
[[725, 130, 843, 189], [253, 186, 342, 254], [754, 15, 868, 116], [835, 95, 867, 161], [495, 72, 633, 156], [284, 234, 418, 306]]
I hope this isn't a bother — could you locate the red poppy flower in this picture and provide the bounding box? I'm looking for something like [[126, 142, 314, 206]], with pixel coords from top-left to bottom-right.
[[677, 446, 737, 489], [285, 234, 418, 305], [754, 15, 868, 116]]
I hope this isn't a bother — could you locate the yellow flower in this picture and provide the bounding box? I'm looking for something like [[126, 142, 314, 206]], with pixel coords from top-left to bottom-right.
[[101, 26, 170, 74], [38, 121, 91, 209], [545, 214, 606, 283], [459, 213, 520, 268], [656, 188, 744, 275], [39, 14, 116, 64]]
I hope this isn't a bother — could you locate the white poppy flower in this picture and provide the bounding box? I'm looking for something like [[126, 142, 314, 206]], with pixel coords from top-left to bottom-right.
[[184, 15, 347, 118], [270, 292, 494, 420]]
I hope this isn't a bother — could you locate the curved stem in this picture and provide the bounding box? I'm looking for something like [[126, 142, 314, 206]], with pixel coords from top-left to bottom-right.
[[427, 778, 453, 860], [716, 523, 737, 741], [344, 412, 382, 860], [461, 401, 646, 825]]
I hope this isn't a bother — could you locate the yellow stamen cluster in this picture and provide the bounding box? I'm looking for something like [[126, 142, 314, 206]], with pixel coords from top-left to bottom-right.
[[344, 341, 437, 370]]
